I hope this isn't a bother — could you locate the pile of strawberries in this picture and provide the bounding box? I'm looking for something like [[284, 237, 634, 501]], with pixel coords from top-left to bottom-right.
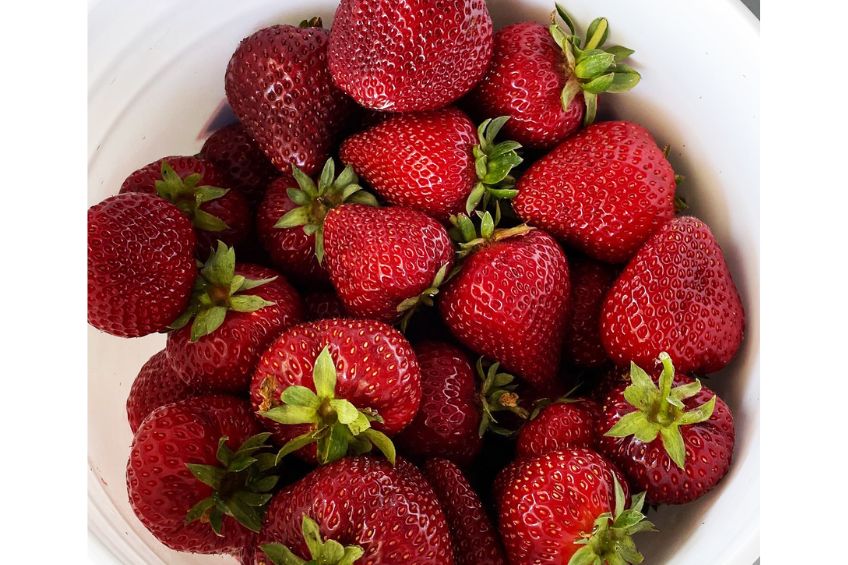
[[88, 2, 745, 564]]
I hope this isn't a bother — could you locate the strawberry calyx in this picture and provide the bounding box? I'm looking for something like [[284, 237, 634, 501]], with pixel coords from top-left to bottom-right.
[[477, 357, 529, 437], [526, 385, 585, 420], [449, 210, 534, 258], [184, 432, 279, 535], [298, 16, 323, 28], [273, 158, 377, 264], [169, 241, 278, 341], [155, 160, 230, 232], [603, 353, 717, 469], [261, 515, 364, 565], [466, 116, 523, 216], [262, 346, 397, 466], [549, 3, 640, 125], [396, 262, 451, 332]]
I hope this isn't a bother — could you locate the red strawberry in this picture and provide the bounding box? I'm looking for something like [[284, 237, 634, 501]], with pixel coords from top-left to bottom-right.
[[166, 243, 304, 394], [514, 121, 676, 263], [564, 256, 619, 368], [601, 216, 745, 373], [302, 290, 346, 321], [323, 204, 454, 326], [126, 395, 277, 555], [496, 448, 654, 564], [254, 456, 454, 564], [88, 193, 196, 337], [120, 155, 251, 257], [423, 458, 507, 565], [328, 0, 493, 112], [126, 350, 197, 433], [252, 318, 421, 465], [225, 21, 354, 176], [516, 398, 600, 459], [597, 353, 735, 504], [339, 108, 523, 221], [201, 122, 278, 206]]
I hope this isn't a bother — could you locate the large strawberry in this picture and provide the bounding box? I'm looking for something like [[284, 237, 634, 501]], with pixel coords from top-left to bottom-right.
[[226, 20, 354, 176], [88, 193, 196, 337], [468, 6, 640, 149], [601, 216, 745, 373], [564, 255, 619, 368], [126, 350, 197, 433], [328, 0, 493, 112], [514, 121, 676, 263], [516, 398, 600, 459], [598, 353, 735, 504], [201, 122, 278, 206], [339, 108, 523, 221]]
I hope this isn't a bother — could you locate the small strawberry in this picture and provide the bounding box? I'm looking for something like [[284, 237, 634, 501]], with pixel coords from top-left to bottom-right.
[[328, 0, 493, 112], [516, 398, 600, 459], [564, 256, 619, 368], [201, 122, 278, 206], [514, 121, 676, 263], [339, 108, 523, 221], [126, 350, 197, 433], [598, 353, 735, 505], [302, 290, 346, 321], [600, 216, 745, 373], [88, 193, 196, 337]]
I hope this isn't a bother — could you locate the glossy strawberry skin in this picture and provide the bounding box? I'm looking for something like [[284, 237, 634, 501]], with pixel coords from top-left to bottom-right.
[[423, 458, 506, 565], [226, 25, 354, 176], [339, 108, 478, 221], [601, 216, 745, 374], [302, 289, 346, 321], [468, 22, 585, 150], [254, 456, 454, 564], [514, 121, 676, 263], [126, 350, 197, 434], [396, 342, 482, 466], [516, 400, 600, 459], [201, 123, 278, 206], [88, 193, 196, 337], [323, 205, 454, 323], [126, 395, 259, 554], [439, 230, 570, 396], [564, 257, 619, 368], [328, 0, 493, 112], [167, 264, 304, 394]]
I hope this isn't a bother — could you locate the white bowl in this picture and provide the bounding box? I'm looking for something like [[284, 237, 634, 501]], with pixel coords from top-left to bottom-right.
[[88, 0, 760, 563]]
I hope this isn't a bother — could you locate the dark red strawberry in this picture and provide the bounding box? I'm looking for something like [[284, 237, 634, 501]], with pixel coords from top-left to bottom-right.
[[597, 353, 735, 505], [252, 318, 421, 465], [323, 204, 454, 326], [201, 122, 278, 206], [601, 216, 745, 373], [120, 155, 251, 257], [225, 21, 354, 176], [423, 458, 506, 565], [564, 256, 619, 368], [328, 0, 493, 112], [339, 108, 522, 221], [468, 8, 639, 149], [514, 121, 676, 263], [88, 193, 196, 337], [516, 398, 600, 459], [254, 456, 453, 564], [302, 290, 346, 321], [126, 395, 277, 555], [126, 350, 197, 433], [166, 243, 303, 394]]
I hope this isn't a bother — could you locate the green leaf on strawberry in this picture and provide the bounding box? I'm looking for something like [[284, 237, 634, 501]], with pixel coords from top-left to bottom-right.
[[466, 117, 523, 216], [261, 514, 364, 565], [155, 161, 230, 231], [476, 357, 530, 437]]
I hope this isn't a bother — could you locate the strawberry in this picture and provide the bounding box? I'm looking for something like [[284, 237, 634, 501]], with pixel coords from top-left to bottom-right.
[[467, 6, 640, 149], [339, 108, 523, 221], [88, 193, 196, 337], [597, 353, 735, 504], [225, 20, 354, 176], [496, 448, 655, 564], [516, 398, 600, 459], [126, 395, 278, 555], [564, 256, 619, 368], [423, 458, 507, 565], [327, 0, 493, 112], [166, 243, 304, 393], [120, 155, 251, 257], [201, 122, 278, 206], [323, 204, 454, 326], [514, 121, 676, 263], [252, 319, 421, 465], [302, 290, 346, 321], [600, 216, 745, 373], [255, 456, 454, 564], [126, 350, 197, 433]]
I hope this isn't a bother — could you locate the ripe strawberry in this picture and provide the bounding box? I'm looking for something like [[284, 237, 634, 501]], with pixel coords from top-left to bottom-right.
[[88, 193, 196, 337], [255, 456, 454, 564], [126, 395, 278, 555], [496, 448, 654, 564], [166, 243, 303, 394], [328, 0, 493, 112], [339, 108, 523, 221], [514, 121, 676, 263], [302, 289, 346, 321], [252, 319, 421, 465], [601, 216, 745, 373], [423, 458, 507, 565], [126, 350, 197, 433], [201, 122, 278, 206], [323, 204, 454, 326], [564, 256, 619, 368], [226, 21, 354, 176], [598, 353, 735, 505], [120, 155, 251, 257], [516, 398, 600, 459], [468, 7, 640, 149]]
